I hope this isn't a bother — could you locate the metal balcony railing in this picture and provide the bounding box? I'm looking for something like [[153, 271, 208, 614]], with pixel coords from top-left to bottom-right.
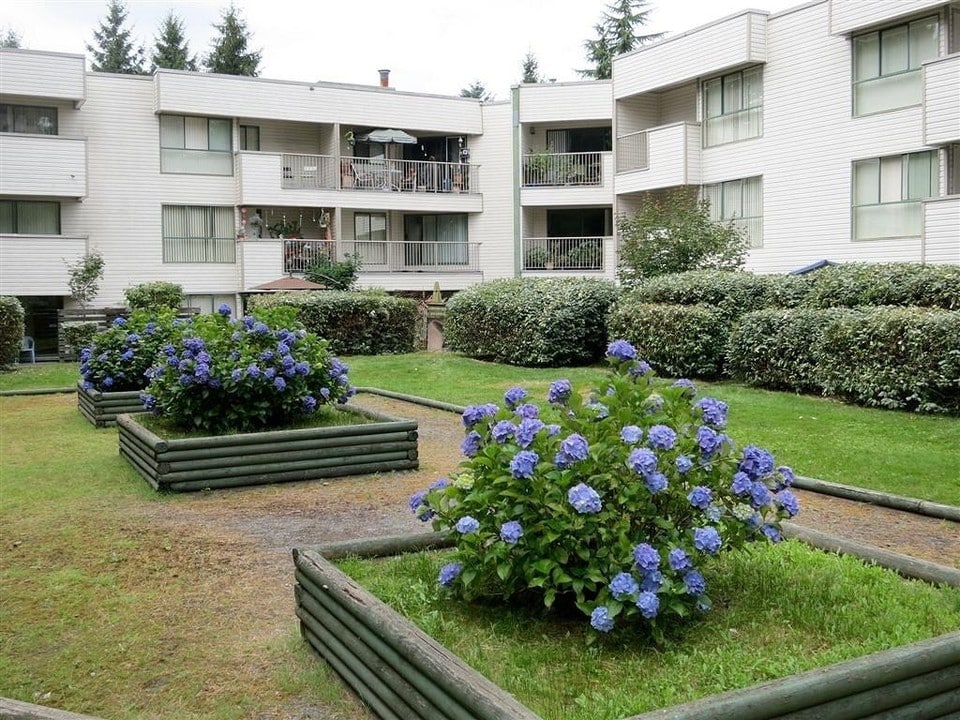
[[281, 154, 338, 189], [283, 239, 481, 274], [521, 151, 604, 187], [522, 236, 607, 272], [616, 131, 649, 173], [341, 158, 479, 194]]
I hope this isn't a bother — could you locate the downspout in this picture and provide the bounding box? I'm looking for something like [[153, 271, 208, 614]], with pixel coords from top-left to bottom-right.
[[512, 87, 522, 277]]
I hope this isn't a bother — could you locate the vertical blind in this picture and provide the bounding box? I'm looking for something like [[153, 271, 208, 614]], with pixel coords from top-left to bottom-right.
[[703, 177, 762, 247], [162, 205, 235, 262]]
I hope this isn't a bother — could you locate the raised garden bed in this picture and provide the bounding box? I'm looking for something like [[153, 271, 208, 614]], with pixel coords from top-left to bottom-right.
[[77, 382, 145, 428], [118, 405, 418, 492], [293, 536, 960, 720]]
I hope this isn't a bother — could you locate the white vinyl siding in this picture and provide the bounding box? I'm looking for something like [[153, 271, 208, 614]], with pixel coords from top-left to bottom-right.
[[162, 205, 236, 262], [0, 104, 58, 134], [853, 152, 938, 240], [159, 115, 233, 175], [853, 16, 939, 116], [0, 200, 60, 234], [703, 177, 762, 247], [703, 67, 762, 147]]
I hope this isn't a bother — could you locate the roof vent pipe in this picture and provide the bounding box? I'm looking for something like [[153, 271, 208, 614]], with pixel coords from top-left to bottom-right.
[[378, 69, 390, 87]]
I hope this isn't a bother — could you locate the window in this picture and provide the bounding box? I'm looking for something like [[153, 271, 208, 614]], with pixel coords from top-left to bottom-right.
[[160, 115, 233, 175], [948, 144, 960, 196], [162, 205, 235, 262], [702, 67, 762, 147], [0, 200, 60, 234], [702, 177, 763, 247], [403, 214, 469, 266], [853, 152, 938, 239], [354, 212, 388, 265], [0, 104, 58, 135], [853, 16, 939, 116], [239, 125, 260, 151]]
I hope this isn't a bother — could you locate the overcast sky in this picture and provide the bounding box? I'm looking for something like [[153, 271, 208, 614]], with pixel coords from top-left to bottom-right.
[[3, 0, 802, 98]]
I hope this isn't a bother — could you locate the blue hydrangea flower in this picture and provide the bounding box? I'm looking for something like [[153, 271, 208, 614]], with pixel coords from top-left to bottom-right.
[[125, 333, 140, 343], [620, 425, 643, 444], [629, 359, 652, 377], [697, 426, 723, 458], [429, 477, 449, 490], [731, 471, 753, 495], [636, 591, 659, 619], [461, 431, 483, 458], [560, 433, 589, 463], [140, 393, 156, 410], [628, 447, 658, 477], [112, 317, 127, 327], [515, 418, 544, 449], [606, 339, 637, 362], [668, 548, 692, 571], [320, 387, 331, 400], [455, 516, 480, 534], [675, 455, 694, 474], [567, 483, 602, 514], [264, 367, 277, 380], [672, 378, 695, 393], [762, 525, 783, 542], [462, 403, 498, 428], [586, 401, 609, 419], [590, 606, 614, 633], [643, 393, 665, 414], [514, 403, 540, 419], [739, 445, 775, 479], [547, 379, 572, 404], [438, 562, 463, 587], [750, 482, 773, 509], [295, 361, 310, 376], [775, 465, 796, 490], [408, 490, 427, 513], [503, 386, 527, 410], [640, 570, 663, 592], [684, 570, 707, 595], [687, 486, 714, 510], [647, 424, 677, 451], [633, 543, 660, 572], [302, 395, 317, 413], [510, 450, 539, 479], [609, 572, 639, 601], [491, 420, 517, 444], [217, 303, 232, 316], [230, 368, 244, 382], [121, 349, 135, 362], [103, 376, 114, 388], [500, 520, 523, 544], [252, 322, 270, 335], [694, 527, 722, 555], [695, 397, 729, 429], [705, 504, 724, 523], [545, 424, 561, 437], [644, 472, 668, 494], [775, 489, 800, 518], [247, 364, 261, 378]]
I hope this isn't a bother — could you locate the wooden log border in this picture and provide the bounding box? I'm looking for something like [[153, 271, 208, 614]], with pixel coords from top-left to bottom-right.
[[76, 383, 145, 428], [294, 533, 960, 720], [117, 405, 419, 492], [0, 697, 103, 719]]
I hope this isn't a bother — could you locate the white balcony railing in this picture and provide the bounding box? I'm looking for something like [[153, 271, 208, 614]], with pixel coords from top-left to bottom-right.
[[615, 123, 701, 191], [283, 239, 481, 275], [616, 132, 649, 173], [522, 236, 608, 272], [281, 154, 338, 189], [521, 151, 605, 187], [342, 158, 479, 194]]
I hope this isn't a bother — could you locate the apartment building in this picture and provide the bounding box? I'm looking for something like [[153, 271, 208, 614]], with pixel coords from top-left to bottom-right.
[[1, 0, 958, 355]]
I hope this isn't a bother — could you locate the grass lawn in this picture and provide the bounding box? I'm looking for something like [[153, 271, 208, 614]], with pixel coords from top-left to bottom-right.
[[338, 546, 960, 719]]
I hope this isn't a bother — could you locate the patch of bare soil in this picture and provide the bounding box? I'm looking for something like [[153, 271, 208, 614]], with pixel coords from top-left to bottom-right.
[[131, 393, 959, 718]]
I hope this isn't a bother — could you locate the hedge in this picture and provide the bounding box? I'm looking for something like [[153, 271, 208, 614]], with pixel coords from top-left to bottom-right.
[[124, 282, 184, 311], [802, 263, 960, 310], [0, 296, 25, 368], [606, 302, 729, 378], [444, 278, 619, 366], [248, 291, 418, 355]]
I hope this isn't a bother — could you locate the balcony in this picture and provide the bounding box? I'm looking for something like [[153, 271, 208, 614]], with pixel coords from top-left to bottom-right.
[[923, 196, 960, 265], [615, 123, 701, 194], [521, 236, 612, 273], [521, 152, 613, 206], [923, 54, 960, 146], [0, 234, 87, 295], [0, 134, 87, 198]]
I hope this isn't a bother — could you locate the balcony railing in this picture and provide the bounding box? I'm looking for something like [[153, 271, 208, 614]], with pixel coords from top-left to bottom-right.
[[521, 151, 605, 187], [616, 131, 649, 173], [283, 239, 481, 275], [282, 154, 337, 189], [342, 158, 478, 194], [522, 236, 607, 272]]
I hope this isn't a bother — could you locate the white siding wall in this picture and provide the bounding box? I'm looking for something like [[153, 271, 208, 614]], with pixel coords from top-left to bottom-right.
[[829, 0, 945, 34], [0, 235, 87, 295], [0, 50, 85, 102], [615, 96, 659, 135], [0, 135, 87, 197], [923, 196, 960, 263], [243, 119, 325, 154], [923, 54, 960, 146], [472, 102, 515, 281], [518, 82, 612, 123], [615, 123, 700, 193], [659, 83, 698, 125], [238, 240, 284, 290]]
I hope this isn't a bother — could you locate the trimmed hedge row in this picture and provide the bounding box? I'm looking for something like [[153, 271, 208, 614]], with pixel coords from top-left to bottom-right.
[[248, 291, 418, 356], [445, 278, 620, 366], [0, 296, 25, 367], [728, 308, 960, 414]]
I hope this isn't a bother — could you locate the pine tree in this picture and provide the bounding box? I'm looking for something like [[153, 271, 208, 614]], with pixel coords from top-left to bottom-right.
[[151, 12, 197, 72], [86, 0, 146, 74], [0, 28, 22, 48], [520, 51, 542, 84], [579, 0, 662, 80], [203, 4, 261, 77], [460, 81, 493, 102]]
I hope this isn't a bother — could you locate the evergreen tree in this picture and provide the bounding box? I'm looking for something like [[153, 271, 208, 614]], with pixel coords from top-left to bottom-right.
[[460, 80, 493, 101], [151, 12, 197, 72], [579, 0, 662, 80], [0, 28, 22, 48], [520, 51, 542, 84], [203, 4, 261, 76], [86, 0, 146, 74]]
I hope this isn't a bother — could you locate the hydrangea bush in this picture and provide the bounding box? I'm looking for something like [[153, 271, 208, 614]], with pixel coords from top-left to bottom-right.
[[79, 310, 177, 392], [141, 305, 354, 433], [411, 340, 799, 639]]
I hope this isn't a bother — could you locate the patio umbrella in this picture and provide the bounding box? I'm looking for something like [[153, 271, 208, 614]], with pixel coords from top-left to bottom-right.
[[358, 128, 418, 144]]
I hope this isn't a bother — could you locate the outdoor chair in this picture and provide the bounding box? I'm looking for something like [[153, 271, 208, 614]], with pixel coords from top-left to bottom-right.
[[20, 336, 35, 363]]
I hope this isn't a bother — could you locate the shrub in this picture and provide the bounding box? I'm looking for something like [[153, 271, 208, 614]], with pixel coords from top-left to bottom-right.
[[124, 282, 184, 311], [411, 341, 797, 640], [606, 302, 729, 378], [305, 252, 362, 291], [816, 307, 960, 414], [445, 278, 620, 366], [66, 251, 105, 319], [142, 304, 354, 433], [0, 296, 25, 368], [628, 271, 782, 321], [802, 263, 960, 310], [61, 321, 99, 360], [248, 291, 417, 355], [79, 310, 177, 392]]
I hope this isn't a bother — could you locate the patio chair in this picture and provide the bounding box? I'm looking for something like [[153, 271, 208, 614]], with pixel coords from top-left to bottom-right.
[[20, 335, 35, 364], [352, 162, 377, 189]]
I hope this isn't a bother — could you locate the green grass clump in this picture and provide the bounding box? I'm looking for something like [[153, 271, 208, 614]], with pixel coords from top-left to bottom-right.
[[338, 545, 960, 719]]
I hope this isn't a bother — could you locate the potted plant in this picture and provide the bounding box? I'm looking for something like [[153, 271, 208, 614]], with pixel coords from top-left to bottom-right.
[[268, 218, 302, 239], [524, 247, 551, 270]]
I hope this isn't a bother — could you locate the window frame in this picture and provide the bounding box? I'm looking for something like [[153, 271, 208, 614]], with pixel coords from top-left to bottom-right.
[[161, 205, 236, 263], [701, 176, 763, 248], [0, 200, 61, 234], [702, 66, 763, 148], [159, 114, 233, 175], [851, 151, 939, 240], [239, 124, 260, 151], [0, 104, 59, 135]]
